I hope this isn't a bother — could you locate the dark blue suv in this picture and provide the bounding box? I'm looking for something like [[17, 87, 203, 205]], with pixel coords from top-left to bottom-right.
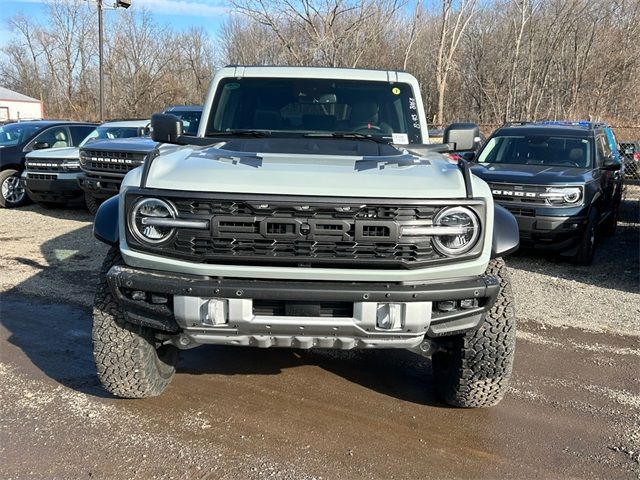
[[470, 121, 623, 265]]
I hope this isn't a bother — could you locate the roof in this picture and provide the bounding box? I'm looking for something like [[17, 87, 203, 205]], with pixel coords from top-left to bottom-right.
[[100, 119, 150, 128], [164, 105, 202, 113], [0, 86, 41, 103], [3, 120, 94, 127], [495, 123, 597, 138], [217, 65, 416, 83]]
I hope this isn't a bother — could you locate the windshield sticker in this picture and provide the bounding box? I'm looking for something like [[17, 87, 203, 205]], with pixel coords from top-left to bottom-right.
[[408, 97, 417, 110], [392, 133, 409, 144], [392, 87, 401, 95]]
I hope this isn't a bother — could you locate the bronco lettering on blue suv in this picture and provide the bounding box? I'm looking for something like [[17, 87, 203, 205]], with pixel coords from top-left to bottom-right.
[[91, 66, 519, 408]]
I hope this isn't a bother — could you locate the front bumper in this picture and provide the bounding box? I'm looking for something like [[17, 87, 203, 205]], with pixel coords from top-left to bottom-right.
[[106, 265, 500, 349], [504, 207, 587, 252], [24, 172, 83, 203], [78, 172, 124, 199]]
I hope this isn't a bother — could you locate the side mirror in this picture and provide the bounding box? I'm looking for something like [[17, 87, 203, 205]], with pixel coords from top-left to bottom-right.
[[443, 123, 481, 152], [151, 113, 183, 143], [602, 155, 621, 171], [33, 141, 50, 150]]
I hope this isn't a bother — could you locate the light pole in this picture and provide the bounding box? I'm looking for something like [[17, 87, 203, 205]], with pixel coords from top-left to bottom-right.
[[95, 0, 132, 122]]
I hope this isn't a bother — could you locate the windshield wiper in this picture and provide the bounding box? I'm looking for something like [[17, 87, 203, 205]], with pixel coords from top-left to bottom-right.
[[304, 132, 391, 144], [207, 129, 272, 137]]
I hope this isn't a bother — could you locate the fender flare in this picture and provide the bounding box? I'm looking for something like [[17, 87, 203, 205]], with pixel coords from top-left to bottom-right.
[[93, 195, 119, 246], [491, 204, 519, 258]]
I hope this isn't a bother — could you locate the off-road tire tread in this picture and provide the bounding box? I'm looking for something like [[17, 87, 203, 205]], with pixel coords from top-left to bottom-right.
[[432, 258, 516, 408], [85, 192, 100, 214], [92, 248, 177, 398]]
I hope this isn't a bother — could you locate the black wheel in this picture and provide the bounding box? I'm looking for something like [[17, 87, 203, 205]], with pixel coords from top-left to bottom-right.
[[92, 248, 179, 398], [0, 169, 29, 208], [431, 258, 516, 408], [85, 192, 101, 214], [572, 209, 598, 265]]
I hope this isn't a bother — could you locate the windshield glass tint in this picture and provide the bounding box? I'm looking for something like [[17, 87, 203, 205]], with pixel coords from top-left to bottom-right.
[[80, 126, 142, 146], [477, 135, 592, 168], [207, 78, 422, 143], [0, 123, 43, 146]]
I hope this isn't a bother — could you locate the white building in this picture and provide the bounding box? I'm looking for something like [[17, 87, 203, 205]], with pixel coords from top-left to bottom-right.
[[0, 87, 43, 121]]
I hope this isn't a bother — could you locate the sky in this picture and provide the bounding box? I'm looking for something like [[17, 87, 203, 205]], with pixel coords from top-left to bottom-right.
[[0, 0, 231, 49]]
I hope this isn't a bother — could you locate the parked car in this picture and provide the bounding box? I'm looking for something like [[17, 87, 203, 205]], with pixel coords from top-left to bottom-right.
[[90, 65, 520, 408], [77, 120, 151, 213], [0, 120, 96, 207], [163, 105, 203, 136], [619, 141, 640, 179], [470, 120, 623, 265], [23, 120, 151, 208]]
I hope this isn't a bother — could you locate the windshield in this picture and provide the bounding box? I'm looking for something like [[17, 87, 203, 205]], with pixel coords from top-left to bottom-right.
[[477, 135, 592, 168], [80, 126, 144, 147], [207, 78, 422, 144], [170, 110, 201, 135], [0, 123, 44, 146]]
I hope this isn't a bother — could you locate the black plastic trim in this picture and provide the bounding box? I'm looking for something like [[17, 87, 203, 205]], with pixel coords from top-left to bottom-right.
[[93, 195, 120, 246], [491, 204, 519, 258], [107, 265, 499, 303]]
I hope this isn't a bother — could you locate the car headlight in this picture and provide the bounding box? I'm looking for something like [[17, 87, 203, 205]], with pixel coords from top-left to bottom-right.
[[432, 206, 480, 256], [61, 159, 80, 171], [541, 186, 583, 205], [129, 198, 177, 244]]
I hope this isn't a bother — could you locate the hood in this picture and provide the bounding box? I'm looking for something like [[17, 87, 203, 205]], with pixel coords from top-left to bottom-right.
[[25, 146, 79, 160], [141, 144, 469, 199], [470, 162, 590, 185], [81, 137, 157, 154]]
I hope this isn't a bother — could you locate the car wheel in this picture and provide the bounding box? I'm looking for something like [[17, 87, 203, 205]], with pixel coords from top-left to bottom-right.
[[431, 258, 516, 408], [92, 248, 179, 398], [0, 169, 29, 208], [85, 192, 102, 214], [572, 209, 598, 266]]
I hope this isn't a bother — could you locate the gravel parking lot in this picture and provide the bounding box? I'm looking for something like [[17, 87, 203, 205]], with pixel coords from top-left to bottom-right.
[[1, 191, 639, 479]]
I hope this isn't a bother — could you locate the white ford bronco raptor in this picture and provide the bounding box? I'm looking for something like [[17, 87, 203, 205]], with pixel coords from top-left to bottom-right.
[[92, 66, 519, 407]]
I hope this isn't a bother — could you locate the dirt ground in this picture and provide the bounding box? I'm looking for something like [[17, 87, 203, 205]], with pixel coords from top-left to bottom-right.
[[1, 195, 639, 480]]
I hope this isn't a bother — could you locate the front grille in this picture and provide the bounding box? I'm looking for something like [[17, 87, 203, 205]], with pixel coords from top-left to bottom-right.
[[26, 159, 62, 172], [81, 150, 147, 175], [253, 300, 353, 317], [27, 173, 56, 180], [504, 206, 536, 217], [126, 192, 486, 270], [488, 183, 548, 205]]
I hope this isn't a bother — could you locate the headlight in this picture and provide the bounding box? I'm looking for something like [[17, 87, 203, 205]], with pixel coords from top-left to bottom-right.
[[129, 198, 177, 244], [432, 206, 480, 256], [541, 186, 583, 205], [61, 159, 80, 171]]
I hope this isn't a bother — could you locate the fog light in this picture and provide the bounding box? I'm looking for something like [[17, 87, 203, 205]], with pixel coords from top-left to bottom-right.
[[131, 290, 146, 301], [204, 298, 228, 326], [459, 298, 478, 309], [376, 303, 403, 330], [436, 300, 457, 312]]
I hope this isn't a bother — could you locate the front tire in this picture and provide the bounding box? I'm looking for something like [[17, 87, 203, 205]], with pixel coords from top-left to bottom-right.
[[572, 209, 597, 265], [85, 192, 102, 214], [92, 248, 179, 398], [0, 169, 29, 208], [431, 258, 516, 408]]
